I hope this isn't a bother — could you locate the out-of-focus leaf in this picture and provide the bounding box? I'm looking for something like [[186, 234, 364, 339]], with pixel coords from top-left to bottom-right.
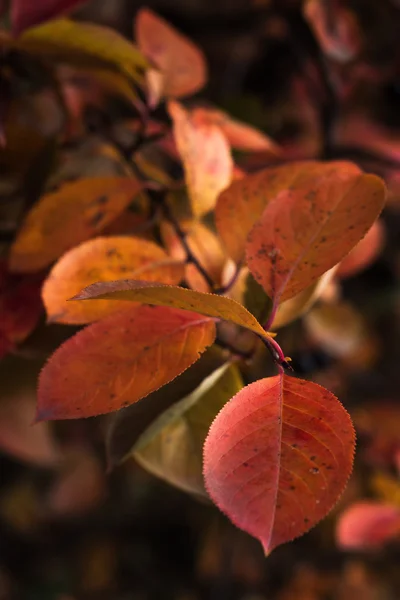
[[47, 137, 131, 187], [304, 301, 370, 359], [11, 0, 86, 35], [371, 474, 400, 508], [0, 355, 60, 466], [0, 262, 42, 357], [59, 65, 140, 137], [337, 220, 385, 279], [204, 374, 355, 554], [353, 402, 400, 469], [42, 236, 184, 324], [74, 279, 273, 340], [17, 19, 147, 84], [304, 0, 361, 63], [272, 268, 337, 330], [45, 449, 105, 517], [0, 92, 63, 175], [37, 305, 216, 420], [192, 107, 280, 155], [9, 177, 142, 272], [106, 345, 227, 469], [168, 100, 233, 217], [336, 502, 400, 550], [135, 7, 207, 101], [134, 363, 243, 496], [246, 167, 385, 303]]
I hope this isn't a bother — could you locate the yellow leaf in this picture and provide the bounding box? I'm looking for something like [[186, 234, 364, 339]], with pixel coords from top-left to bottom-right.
[[73, 280, 273, 341], [9, 177, 142, 272], [17, 19, 147, 83]]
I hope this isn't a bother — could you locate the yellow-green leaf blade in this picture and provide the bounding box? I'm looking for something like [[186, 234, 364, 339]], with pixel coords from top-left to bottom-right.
[[134, 363, 243, 496], [18, 19, 148, 83], [73, 279, 272, 340]]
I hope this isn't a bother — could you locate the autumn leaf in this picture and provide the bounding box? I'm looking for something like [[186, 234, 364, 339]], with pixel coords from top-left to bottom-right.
[[203, 374, 355, 554], [336, 502, 400, 551], [168, 101, 233, 217], [272, 268, 337, 330], [337, 220, 385, 279], [0, 262, 42, 357], [246, 168, 386, 303], [106, 345, 227, 470], [17, 18, 147, 83], [134, 363, 243, 496], [0, 355, 60, 466], [73, 279, 273, 340], [304, 0, 361, 63], [304, 301, 375, 366], [42, 236, 184, 324], [11, 0, 86, 35], [191, 107, 280, 155], [9, 177, 142, 272], [135, 7, 207, 100], [37, 305, 216, 420], [216, 161, 361, 264]]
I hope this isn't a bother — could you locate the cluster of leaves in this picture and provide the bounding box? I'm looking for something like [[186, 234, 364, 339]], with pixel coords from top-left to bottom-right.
[[0, 0, 391, 556]]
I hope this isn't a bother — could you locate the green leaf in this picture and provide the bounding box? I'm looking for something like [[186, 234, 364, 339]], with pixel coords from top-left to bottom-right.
[[134, 363, 243, 496]]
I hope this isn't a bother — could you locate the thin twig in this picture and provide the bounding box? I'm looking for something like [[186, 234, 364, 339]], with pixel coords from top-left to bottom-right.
[[214, 263, 242, 294], [155, 192, 217, 291], [258, 334, 293, 372]]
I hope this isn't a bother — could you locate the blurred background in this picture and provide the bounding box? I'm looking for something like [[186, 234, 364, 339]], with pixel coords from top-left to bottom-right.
[[0, 0, 400, 598]]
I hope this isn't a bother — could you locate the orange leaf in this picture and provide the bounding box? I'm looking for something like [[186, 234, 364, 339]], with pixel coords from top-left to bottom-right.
[[216, 161, 360, 264], [37, 305, 216, 420], [9, 177, 142, 272], [203, 374, 355, 554], [135, 7, 207, 99], [42, 236, 184, 324], [246, 169, 386, 303], [192, 107, 280, 155], [336, 502, 400, 551], [73, 279, 272, 340], [168, 101, 233, 217]]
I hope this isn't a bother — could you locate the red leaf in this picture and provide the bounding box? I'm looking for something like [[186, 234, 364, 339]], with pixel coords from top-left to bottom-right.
[[11, 0, 86, 36], [246, 168, 386, 303], [304, 0, 361, 63], [37, 305, 216, 420], [203, 374, 355, 554], [0, 261, 42, 358], [135, 7, 207, 100], [336, 502, 400, 551]]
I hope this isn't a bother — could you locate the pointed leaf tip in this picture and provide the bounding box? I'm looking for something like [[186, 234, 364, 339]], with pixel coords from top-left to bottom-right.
[[203, 374, 355, 554]]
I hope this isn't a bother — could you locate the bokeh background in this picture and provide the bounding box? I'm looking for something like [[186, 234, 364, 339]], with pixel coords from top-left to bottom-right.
[[0, 1, 399, 598]]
